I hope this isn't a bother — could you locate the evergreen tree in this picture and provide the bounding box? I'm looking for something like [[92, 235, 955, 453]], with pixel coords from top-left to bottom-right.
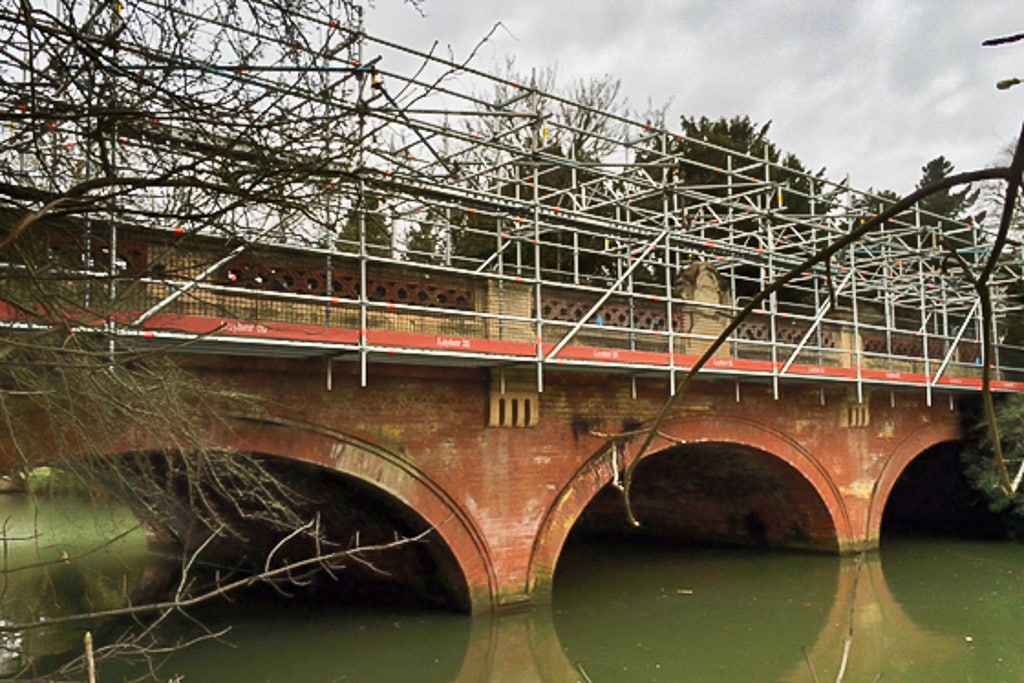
[[962, 393, 1024, 537], [629, 115, 825, 299], [915, 155, 980, 233], [671, 115, 825, 218], [338, 192, 392, 257]]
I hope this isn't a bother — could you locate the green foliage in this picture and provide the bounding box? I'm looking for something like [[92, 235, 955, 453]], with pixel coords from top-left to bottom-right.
[[337, 192, 391, 256], [629, 115, 826, 299], [451, 208, 501, 263], [1003, 279, 1024, 347], [403, 219, 447, 263], [916, 155, 980, 228], [667, 115, 826, 217], [851, 187, 901, 213], [962, 394, 1024, 536]]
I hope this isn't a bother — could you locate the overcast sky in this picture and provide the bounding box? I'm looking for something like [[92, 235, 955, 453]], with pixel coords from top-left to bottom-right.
[[365, 0, 1022, 195]]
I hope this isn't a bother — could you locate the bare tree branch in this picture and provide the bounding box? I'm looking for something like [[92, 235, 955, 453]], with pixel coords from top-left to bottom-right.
[[0, 522, 431, 634]]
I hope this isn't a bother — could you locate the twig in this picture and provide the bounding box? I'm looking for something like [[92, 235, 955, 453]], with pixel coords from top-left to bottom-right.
[[835, 553, 866, 683], [0, 522, 432, 633], [0, 524, 139, 575], [263, 518, 316, 596], [802, 645, 820, 683], [974, 122, 1024, 494], [982, 32, 1024, 47], [85, 631, 96, 683]]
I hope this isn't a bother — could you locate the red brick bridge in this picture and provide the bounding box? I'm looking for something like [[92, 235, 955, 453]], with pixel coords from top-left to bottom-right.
[[4, 226, 1022, 614], [197, 357, 962, 613]]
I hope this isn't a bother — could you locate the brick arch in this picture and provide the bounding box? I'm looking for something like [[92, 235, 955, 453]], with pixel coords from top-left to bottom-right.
[[527, 414, 851, 599], [866, 421, 963, 544], [123, 414, 498, 613]]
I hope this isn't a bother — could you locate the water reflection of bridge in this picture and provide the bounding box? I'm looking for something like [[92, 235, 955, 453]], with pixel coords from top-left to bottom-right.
[[5, 520, 1008, 681], [452, 549, 971, 683]]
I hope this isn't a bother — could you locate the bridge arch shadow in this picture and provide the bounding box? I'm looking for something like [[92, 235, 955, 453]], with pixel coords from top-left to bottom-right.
[[528, 415, 850, 599], [878, 436, 1005, 540], [229, 454, 473, 610], [224, 416, 499, 612], [868, 419, 965, 543], [105, 415, 496, 614]]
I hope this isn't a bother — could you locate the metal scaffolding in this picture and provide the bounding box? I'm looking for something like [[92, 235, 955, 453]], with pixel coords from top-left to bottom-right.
[[2, 1, 1023, 399]]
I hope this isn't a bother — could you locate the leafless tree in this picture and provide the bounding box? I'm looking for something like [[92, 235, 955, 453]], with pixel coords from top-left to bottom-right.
[[0, 0, 399, 547], [0, 0, 429, 676], [0, 520, 428, 679]]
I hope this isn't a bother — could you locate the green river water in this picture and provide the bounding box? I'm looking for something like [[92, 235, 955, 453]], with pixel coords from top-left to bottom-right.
[[3, 493, 1024, 682]]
